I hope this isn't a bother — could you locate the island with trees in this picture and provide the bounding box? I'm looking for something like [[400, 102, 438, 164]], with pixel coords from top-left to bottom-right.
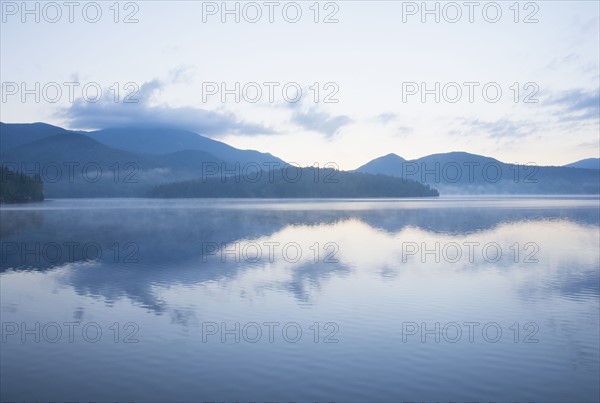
[[0, 166, 44, 203], [150, 167, 440, 198]]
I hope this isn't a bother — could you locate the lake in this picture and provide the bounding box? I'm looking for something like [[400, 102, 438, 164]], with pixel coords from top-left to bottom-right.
[[1, 197, 599, 402]]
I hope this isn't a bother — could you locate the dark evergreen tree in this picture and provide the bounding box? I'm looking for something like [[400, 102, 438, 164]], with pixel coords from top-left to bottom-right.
[[0, 166, 44, 203]]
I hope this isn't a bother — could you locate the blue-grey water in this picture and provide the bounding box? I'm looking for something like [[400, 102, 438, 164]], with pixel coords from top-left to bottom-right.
[[1, 197, 599, 402]]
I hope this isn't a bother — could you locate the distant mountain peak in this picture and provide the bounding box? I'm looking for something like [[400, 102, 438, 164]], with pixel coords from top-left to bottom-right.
[[564, 158, 600, 170], [354, 153, 406, 176], [381, 152, 405, 160]]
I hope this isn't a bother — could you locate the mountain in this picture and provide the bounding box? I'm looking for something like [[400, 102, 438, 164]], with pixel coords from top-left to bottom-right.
[[414, 151, 501, 166], [2, 132, 144, 165], [356, 151, 600, 194], [85, 127, 284, 166], [0, 132, 227, 197], [1, 132, 226, 169], [0, 122, 70, 151], [1, 122, 285, 166], [564, 158, 600, 170], [0, 122, 286, 197], [357, 153, 407, 176], [3, 122, 597, 197], [357, 152, 502, 178]]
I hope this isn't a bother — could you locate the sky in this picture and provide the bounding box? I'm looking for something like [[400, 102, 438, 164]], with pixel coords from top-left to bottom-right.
[[1, 0, 599, 169]]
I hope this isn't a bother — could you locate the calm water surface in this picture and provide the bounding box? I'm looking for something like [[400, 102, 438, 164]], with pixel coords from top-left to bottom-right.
[[1, 197, 599, 401]]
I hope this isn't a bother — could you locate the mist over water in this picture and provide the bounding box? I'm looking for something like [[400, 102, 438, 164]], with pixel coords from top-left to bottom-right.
[[1, 197, 599, 401]]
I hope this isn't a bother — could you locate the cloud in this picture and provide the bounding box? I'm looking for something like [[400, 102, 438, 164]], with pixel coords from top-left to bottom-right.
[[59, 77, 274, 136], [580, 15, 599, 35], [373, 112, 398, 124], [546, 53, 581, 71], [169, 65, 196, 83], [547, 88, 600, 122], [577, 140, 600, 149], [290, 107, 352, 138], [453, 88, 599, 141], [455, 118, 536, 139], [370, 113, 412, 136], [395, 126, 413, 136]]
